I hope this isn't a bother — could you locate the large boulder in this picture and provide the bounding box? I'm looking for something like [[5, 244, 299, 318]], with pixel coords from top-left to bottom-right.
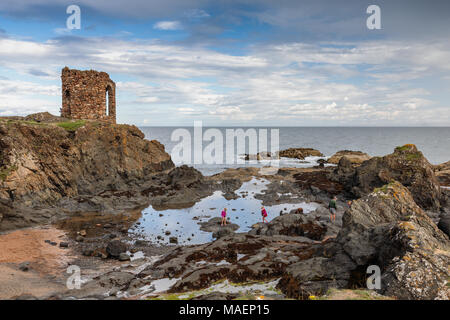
[[167, 165, 204, 189], [106, 240, 128, 258], [344, 181, 449, 300], [327, 150, 371, 165], [330, 144, 442, 210], [279, 181, 450, 300]]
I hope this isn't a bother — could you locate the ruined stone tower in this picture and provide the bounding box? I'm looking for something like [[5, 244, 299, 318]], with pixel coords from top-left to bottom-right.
[[61, 67, 116, 123]]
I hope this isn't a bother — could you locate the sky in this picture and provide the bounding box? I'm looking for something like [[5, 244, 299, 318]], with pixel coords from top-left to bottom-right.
[[0, 0, 449, 126]]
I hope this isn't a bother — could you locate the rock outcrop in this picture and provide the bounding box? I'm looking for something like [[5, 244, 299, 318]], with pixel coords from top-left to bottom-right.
[[434, 161, 450, 187], [327, 150, 371, 165], [249, 213, 327, 241], [279, 148, 323, 160], [244, 148, 323, 161], [280, 181, 450, 300], [330, 144, 442, 210], [199, 217, 240, 239], [0, 119, 174, 230]]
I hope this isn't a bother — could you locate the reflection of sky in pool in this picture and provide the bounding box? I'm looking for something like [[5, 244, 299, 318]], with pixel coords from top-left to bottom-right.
[[129, 178, 319, 245]]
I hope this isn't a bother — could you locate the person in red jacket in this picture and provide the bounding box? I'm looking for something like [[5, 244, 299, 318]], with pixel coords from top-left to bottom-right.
[[221, 208, 227, 226], [261, 206, 268, 223]]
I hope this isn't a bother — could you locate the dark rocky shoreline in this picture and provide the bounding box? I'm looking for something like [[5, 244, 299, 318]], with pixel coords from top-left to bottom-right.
[[1, 116, 449, 300]]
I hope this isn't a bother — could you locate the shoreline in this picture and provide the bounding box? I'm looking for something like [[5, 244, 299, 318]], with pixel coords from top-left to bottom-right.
[[0, 118, 449, 300]]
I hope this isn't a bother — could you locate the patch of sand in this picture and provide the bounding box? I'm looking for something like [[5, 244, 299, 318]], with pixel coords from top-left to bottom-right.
[[0, 226, 75, 299], [0, 265, 64, 299]]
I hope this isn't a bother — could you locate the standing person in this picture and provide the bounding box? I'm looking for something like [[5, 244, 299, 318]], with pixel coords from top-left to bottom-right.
[[328, 196, 337, 222], [261, 206, 268, 223], [221, 208, 227, 226]]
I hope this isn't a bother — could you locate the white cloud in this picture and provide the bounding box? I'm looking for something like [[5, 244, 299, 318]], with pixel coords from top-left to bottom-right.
[[184, 9, 210, 19], [0, 79, 60, 116], [0, 36, 448, 125], [153, 21, 183, 30]]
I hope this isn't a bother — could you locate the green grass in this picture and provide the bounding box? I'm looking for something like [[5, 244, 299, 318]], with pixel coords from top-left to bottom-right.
[[405, 153, 422, 161], [147, 292, 199, 300], [374, 185, 389, 194], [373, 180, 398, 194], [56, 120, 86, 131], [395, 144, 416, 152]]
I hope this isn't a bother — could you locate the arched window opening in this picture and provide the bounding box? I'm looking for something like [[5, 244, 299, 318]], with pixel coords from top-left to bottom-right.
[[65, 90, 71, 114], [105, 85, 112, 116]]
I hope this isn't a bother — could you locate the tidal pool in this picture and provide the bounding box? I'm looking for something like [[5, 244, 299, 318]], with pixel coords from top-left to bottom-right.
[[129, 178, 319, 245]]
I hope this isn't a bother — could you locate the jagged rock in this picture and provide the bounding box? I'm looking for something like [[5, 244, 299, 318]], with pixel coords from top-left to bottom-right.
[[0, 120, 174, 231], [279, 148, 323, 160], [293, 170, 343, 196], [434, 161, 450, 186], [167, 165, 204, 189], [327, 150, 371, 165], [249, 214, 327, 241], [106, 240, 127, 258], [199, 217, 239, 239], [433, 160, 450, 172], [330, 144, 442, 210], [138, 233, 320, 293], [279, 252, 356, 299], [62, 271, 135, 299], [279, 181, 450, 300]]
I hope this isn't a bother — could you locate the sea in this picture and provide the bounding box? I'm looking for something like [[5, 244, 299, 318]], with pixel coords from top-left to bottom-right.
[[140, 127, 450, 176]]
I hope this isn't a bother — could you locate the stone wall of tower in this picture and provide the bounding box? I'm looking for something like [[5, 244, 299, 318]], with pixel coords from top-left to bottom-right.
[[61, 67, 116, 123]]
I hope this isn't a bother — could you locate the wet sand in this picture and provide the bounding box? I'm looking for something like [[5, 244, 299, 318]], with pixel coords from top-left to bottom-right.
[[0, 227, 74, 299]]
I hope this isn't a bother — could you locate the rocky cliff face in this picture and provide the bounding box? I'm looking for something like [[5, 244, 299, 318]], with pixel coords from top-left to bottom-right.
[[0, 119, 174, 230], [330, 144, 443, 210]]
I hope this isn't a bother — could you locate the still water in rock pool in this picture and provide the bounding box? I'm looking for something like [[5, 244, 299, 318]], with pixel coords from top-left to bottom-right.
[[129, 178, 319, 245]]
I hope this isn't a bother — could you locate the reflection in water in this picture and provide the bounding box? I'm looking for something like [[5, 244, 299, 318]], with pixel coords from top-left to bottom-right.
[[129, 178, 319, 245]]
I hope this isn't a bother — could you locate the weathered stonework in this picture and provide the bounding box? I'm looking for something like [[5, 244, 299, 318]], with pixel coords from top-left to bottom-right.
[[61, 67, 116, 123]]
